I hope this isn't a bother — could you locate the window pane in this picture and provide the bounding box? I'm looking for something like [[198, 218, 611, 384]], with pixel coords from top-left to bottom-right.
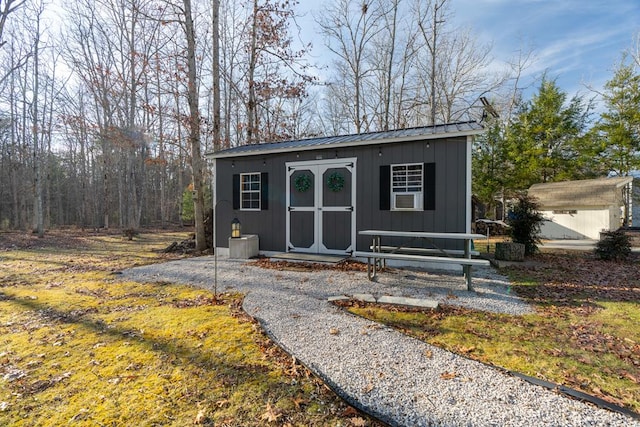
[[391, 163, 422, 193], [240, 173, 261, 210]]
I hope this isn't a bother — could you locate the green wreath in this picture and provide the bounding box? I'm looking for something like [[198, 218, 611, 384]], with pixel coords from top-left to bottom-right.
[[326, 171, 345, 192], [294, 173, 312, 192]]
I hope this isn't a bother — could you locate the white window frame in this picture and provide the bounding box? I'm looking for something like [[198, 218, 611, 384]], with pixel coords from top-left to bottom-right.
[[391, 163, 423, 211], [240, 172, 261, 211]]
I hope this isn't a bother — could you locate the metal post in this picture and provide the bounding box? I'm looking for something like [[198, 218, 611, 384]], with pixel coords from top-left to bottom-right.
[[464, 238, 473, 292]]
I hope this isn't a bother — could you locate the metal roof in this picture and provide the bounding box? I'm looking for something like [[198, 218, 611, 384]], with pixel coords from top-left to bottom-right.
[[206, 121, 483, 159], [529, 176, 633, 209]]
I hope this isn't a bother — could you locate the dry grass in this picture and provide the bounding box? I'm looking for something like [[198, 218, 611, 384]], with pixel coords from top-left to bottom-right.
[[0, 231, 379, 426]]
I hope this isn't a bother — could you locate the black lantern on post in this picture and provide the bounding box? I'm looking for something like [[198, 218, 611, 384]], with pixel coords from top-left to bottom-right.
[[231, 218, 241, 238]]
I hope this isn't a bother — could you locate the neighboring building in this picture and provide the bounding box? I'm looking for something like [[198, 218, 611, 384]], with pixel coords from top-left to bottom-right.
[[528, 177, 633, 240], [206, 122, 483, 256]]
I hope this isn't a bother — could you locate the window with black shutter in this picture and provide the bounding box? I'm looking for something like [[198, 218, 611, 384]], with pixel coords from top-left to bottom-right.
[[232, 172, 268, 211]]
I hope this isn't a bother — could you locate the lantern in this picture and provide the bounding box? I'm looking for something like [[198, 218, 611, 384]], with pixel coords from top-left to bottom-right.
[[231, 218, 241, 238]]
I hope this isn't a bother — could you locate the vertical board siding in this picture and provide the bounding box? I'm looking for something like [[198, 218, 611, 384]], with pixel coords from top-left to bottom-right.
[[215, 136, 469, 253]]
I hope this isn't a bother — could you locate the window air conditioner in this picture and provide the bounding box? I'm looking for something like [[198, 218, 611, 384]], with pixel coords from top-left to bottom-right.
[[394, 194, 417, 210]]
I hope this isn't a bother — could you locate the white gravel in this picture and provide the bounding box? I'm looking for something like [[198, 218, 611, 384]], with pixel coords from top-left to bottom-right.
[[121, 256, 639, 427]]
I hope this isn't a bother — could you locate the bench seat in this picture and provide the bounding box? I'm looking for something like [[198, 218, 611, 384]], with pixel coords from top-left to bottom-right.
[[354, 251, 489, 266], [353, 251, 490, 290]]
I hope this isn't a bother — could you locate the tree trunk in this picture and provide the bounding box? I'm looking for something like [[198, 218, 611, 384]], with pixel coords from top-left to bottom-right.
[[183, 0, 206, 251], [9, 41, 20, 228], [32, 10, 44, 237], [212, 0, 221, 151], [382, 0, 400, 131], [246, 0, 259, 144]]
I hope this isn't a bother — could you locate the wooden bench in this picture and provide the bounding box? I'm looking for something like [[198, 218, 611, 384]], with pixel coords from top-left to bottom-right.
[[356, 230, 489, 290]]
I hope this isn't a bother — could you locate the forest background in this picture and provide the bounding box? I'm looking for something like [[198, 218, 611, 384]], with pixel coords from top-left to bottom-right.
[[1, 0, 639, 248]]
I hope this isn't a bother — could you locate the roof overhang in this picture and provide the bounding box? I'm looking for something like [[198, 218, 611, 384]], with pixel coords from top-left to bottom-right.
[[529, 176, 633, 209]]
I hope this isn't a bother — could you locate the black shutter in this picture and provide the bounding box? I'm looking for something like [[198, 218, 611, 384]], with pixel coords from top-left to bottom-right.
[[260, 172, 268, 210], [423, 163, 436, 211], [232, 174, 240, 210], [380, 165, 391, 211]]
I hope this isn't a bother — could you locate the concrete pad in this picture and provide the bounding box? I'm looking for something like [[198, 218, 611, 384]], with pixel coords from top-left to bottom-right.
[[377, 295, 438, 309], [327, 295, 350, 302], [352, 293, 377, 303], [270, 252, 349, 264]]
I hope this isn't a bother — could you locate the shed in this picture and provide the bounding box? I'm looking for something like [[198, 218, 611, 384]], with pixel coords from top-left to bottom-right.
[[528, 177, 633, 240], [206, 121, 483, 257]]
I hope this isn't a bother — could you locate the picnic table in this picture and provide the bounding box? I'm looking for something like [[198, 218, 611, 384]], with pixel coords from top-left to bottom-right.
[[353, 230, 490, 291]]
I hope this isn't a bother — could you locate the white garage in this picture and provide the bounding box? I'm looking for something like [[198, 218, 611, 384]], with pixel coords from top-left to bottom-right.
[[528, 177, 633, 240]]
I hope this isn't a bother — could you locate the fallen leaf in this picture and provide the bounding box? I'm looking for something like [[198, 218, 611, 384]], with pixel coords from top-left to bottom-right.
[[216, 399, 230, 408], [361, 382, 374, 394], [329, 328, 340, 335], [292, 397, 308, 409], [341, 406, 359, 417], [623, 372, 639, 384], [69, 408, 90, 422], [424, 349, 433, 359], [194, 408, 207, 424], [440, 371, 458, 380], [459, 346, 476, 354], [350, 417, 368, 426], [260, 402, 282, 423]]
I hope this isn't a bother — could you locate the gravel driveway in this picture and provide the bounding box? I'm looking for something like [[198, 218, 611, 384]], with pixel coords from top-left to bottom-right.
[[121, 256, 639, 427]]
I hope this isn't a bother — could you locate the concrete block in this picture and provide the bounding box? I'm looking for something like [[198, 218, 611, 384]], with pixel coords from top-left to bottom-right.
[[495, 242, 525, 261], [229, 234, 259, 259], [377, 295, 439, 309], [327, 295, 350, 302]]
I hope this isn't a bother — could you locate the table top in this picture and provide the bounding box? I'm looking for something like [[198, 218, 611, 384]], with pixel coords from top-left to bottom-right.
[[358, 230, 485, 240]]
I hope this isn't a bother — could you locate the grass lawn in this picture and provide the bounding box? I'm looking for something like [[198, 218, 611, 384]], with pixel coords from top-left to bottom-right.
[[0, 231, 379, 426], [342, 250, 640, 414]]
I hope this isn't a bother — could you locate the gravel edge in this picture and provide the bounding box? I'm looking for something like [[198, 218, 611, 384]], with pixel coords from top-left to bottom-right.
[[120, 256, 640, 427]]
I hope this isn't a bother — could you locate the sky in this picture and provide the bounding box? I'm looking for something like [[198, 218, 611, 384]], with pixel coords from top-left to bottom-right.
[[302, 0, 640, 109], [452, 0, 640, 99]]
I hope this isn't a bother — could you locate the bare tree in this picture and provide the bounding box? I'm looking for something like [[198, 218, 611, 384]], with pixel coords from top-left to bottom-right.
[[0, 0, 28, 88], [211, 0, 221, 151], [415, 0, 449, 125], [29, 0, 44, 236], [243, 0, 314, 143], [174, 0, 207, 250], [0, 0, 24, 50], [317, 0, 385, 133], [435, 28, 498, 122]]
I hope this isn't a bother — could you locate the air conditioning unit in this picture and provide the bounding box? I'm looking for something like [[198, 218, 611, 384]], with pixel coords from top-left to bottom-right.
[[392, 193, 422, 210]]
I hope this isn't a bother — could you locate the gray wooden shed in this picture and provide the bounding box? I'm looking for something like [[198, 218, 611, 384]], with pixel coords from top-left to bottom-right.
[[206, 121, 483, 256]]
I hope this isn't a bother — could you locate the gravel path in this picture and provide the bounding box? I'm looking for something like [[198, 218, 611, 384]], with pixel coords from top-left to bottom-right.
[[121, 256, 639, 427]]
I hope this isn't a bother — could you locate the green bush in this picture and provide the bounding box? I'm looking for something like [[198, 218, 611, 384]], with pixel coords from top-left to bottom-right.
[[507, 192, 544, 256], [595, 229, 631, 261], [181, 187, 195, 223]]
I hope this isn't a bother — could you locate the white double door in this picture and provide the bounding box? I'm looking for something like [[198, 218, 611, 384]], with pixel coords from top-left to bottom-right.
[[286, 158, 356, 255]]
